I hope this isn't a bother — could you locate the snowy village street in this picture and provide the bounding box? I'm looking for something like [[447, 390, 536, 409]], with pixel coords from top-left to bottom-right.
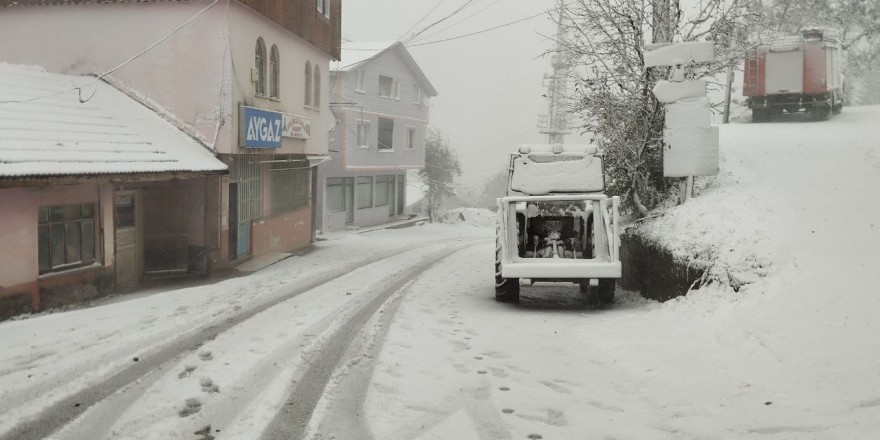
[[1, 106, 880, 440]]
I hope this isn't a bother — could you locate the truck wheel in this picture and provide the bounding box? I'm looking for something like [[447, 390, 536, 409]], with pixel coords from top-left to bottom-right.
[[495, 233, 520, 303], [596, 279, 616, 304], [578, 280, 591, 295], [810, 104, 831, 121], [751, 108, 767, 123], [832, 103, 842, 115]]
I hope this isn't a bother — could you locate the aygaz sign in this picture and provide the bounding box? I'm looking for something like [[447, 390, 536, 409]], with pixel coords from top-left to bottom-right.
[[240, 106, 311, 148]]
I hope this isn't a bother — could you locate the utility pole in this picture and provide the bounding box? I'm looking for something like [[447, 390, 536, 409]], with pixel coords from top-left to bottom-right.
[[538, 9, 572, 144]]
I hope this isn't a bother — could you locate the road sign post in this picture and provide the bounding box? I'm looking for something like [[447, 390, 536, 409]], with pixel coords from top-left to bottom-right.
[[646, 41, 719, 202]]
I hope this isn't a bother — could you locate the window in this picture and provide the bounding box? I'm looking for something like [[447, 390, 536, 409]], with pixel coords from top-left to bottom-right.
[[356, 119, 370, 146], [317, 0, 329, 16], [406, 126, 416, 149], [255, 38, 267, 96], [313, 65, 321, 109], [38, 203, 96, 274], [356, 176, 373, 209], [326, 177, 345, 212], [412, 85, 422, 104], [378, 117, 394, 150], [379, 75, 399, 99], [304, 61, 312, 107], [269, 45, 280, 98], [271, 156, 311, 215], [375, 175, 393, 207], [356, 70, 366, 92]]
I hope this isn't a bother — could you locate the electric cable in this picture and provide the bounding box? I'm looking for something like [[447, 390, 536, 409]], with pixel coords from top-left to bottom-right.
[[402, 0, 480, 44], [406, 0, 502, 44], [406, 10, 547, 47], [396, 0, 449, 42]]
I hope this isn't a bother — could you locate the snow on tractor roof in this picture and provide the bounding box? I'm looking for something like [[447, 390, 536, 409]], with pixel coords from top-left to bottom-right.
[[514, 144, 598, 155], [509, 144, 604, 195]]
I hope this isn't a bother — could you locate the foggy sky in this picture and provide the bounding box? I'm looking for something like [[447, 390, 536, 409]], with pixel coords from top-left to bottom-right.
[[341, 0, 589, 189]]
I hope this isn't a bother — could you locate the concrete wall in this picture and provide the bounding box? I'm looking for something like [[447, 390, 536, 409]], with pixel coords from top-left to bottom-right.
[[251, 208, 312, 255], [228, 2, 332, 156], [329, 48, 430, 170], [0, 184, 115, 318], [0, 2, 333, 158], [318, 45, 431, 231], [620, 231, 708, 302], [0, 1, 230, 147]]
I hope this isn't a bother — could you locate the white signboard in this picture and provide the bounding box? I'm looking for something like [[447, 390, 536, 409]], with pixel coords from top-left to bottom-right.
[[653, 80, 707, 103], [282, 113, 311, 139], [663, 126, 719, 177], [665, 97, 710, 128], [644, 41, 715, 67]]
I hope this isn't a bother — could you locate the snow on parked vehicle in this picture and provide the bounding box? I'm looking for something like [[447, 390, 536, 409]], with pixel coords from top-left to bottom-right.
[[494, 144, 621, 304]]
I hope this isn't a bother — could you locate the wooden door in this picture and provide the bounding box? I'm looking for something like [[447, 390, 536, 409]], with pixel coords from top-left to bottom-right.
[[115, 192, 141, 290]]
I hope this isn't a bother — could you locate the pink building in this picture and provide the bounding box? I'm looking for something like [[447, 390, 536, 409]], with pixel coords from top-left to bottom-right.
[[319, 42, 437, 232], [0, 0, 341, 318]]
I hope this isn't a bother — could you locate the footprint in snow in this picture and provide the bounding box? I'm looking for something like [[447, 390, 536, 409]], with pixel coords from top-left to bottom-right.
[[200, 377, 220, 393], [178, 365, 196, 379], [178, 398, 202, 417], [198, 350, 213, 361]]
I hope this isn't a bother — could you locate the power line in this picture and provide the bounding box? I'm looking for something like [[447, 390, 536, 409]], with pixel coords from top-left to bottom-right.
[[403, 0, 480, 44], [406, 10, 547, 47], [397, 0, 449, 42], [406, 0, 502, 44]]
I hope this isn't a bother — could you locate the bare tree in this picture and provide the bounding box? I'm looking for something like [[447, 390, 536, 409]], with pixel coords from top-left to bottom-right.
[[555, 0, 758, 217]]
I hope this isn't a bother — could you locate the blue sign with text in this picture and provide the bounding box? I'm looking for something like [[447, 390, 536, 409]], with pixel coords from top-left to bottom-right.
[[241, 106, 283, 148]]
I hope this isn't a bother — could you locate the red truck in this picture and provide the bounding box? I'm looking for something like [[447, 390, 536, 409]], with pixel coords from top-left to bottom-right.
[[743, 28, 845, 122]]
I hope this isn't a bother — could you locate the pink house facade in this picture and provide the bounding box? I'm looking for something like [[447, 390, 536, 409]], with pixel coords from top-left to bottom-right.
[[318, 42, 437, 232], [0, 0, 341, 318]]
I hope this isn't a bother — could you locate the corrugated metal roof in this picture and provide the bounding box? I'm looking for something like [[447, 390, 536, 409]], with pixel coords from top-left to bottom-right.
[[0, 63, 227, 179]]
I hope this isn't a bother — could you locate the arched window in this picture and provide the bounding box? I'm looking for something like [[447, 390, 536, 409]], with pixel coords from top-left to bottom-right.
[[304, 61, 312, 107], [313, 65, 321, 109], [255, 38, 266, 96], [269, 45, 280, 98]]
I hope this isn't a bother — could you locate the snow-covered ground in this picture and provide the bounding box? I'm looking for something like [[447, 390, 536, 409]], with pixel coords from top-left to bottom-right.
[[1, 106, 879, 439]]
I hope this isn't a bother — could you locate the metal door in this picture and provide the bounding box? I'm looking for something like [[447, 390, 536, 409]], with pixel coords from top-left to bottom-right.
[[766, 50, 804, 94], [345, 177, 355, 224]]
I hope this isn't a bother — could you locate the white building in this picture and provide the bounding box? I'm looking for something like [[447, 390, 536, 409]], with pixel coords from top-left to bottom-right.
[[318, 41, 437, 232]]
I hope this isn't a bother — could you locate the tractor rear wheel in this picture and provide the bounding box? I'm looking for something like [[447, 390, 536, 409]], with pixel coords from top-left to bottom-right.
[[495, 231, 520, 303], [595, 279, 616, 305]]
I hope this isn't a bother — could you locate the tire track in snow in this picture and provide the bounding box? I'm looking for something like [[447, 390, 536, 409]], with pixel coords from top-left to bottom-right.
[[260, 240, 485, 440], [0, 237, 470, 440]]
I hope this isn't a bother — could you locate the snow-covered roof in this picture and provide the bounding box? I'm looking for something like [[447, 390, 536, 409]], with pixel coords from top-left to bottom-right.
[[335, 41, 393, 72], [332, 41, 438, 97], [0, 63, 226, 181]]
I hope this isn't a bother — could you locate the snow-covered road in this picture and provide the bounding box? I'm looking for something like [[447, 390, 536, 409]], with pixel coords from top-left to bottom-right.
[[1, 106, 879, 440]]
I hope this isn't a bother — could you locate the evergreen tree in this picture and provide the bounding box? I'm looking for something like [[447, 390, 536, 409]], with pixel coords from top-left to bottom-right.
[[419, 128, 462, 222]]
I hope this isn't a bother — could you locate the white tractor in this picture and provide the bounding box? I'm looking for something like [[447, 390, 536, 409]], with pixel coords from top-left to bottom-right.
[[494, 144, 621, 303]]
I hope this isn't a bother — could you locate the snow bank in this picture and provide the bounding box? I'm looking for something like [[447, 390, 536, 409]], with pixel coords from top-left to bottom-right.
[[438, 208, 496, 228], [636, 146, 774, 291]]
